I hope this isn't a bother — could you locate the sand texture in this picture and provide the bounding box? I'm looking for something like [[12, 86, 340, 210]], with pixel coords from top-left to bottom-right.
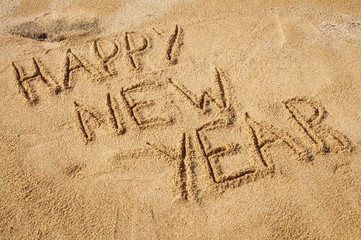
[[0, 0, 361, 239]]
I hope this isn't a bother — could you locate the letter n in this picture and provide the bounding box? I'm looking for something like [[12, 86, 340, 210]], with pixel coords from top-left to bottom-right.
[[74, 102, 104, 143]]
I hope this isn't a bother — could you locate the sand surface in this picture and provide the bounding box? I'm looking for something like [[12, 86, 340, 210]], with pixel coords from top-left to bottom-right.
[[0, 0, 361, 239]]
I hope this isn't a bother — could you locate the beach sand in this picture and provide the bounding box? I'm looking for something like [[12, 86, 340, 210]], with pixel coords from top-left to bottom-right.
[[0, 0, 360, 239]]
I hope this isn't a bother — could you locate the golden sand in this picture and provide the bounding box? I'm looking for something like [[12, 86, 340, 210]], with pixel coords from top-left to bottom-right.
[[0, 0, 360, 239]]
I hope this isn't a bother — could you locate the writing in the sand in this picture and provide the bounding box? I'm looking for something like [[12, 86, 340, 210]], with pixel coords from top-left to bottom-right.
[[9, 25, 352, 201], [11, 25, 183, 105]]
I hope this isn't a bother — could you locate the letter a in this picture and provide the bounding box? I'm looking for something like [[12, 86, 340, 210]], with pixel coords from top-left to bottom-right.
[[63, 49, 90, 89]]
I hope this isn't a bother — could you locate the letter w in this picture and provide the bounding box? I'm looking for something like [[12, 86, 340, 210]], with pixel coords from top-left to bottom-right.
[[169, 68, 228, 112]]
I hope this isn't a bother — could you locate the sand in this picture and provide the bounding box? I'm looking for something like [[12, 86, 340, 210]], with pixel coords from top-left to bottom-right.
[[0, 0, 360, 239]]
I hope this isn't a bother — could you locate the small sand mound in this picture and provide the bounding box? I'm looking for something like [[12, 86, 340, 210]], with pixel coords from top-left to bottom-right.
[[9, 17, 99, 42]]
